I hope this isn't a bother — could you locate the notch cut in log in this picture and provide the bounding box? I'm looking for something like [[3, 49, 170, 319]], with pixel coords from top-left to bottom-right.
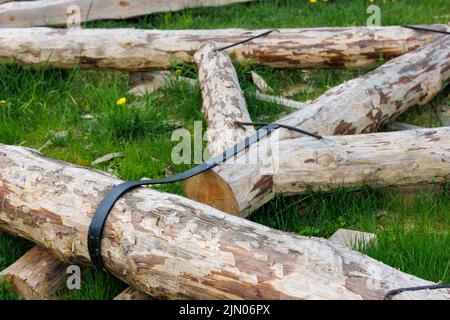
[[0, 25, 447, 71], [0, 143, 449, 300], [0, 246, 68, 300], [185, 35, 450, 217], [0, 0, 255, 27]]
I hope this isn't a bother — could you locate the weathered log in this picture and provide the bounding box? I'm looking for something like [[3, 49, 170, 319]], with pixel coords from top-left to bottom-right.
[[266, 127, 450, 196], [1, 144, 449, 300], [114, 287, 148, 300], [0, 0, 254, 27], [185, 35, 450, 216], [195, 41, 255, 158], [0, 246, 67, 300], [0, 26, 447, 71]]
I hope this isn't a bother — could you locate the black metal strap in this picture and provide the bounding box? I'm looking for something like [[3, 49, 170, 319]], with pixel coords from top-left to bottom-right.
[[384, 284, 450, 300], [89, 123, 321, 270], [402, 25, 450, 35]]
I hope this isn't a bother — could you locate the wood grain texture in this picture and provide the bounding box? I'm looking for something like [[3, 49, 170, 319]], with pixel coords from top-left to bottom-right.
[[0, 144, 449, 300], [185, 35, 450, 216], [0, 246, 67, 300], [0, 25, 447, 71], [0, 0, 254, 27]]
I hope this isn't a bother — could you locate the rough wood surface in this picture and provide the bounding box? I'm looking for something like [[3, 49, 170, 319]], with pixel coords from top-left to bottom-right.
[[114, 287, 148, 300], [0, 0, 254, 27], [185, 36, 450, 216], [0, 26, 447, 71], [195, 42, 255, 158], [0, 246, 67, 300], [1, 144, 449, 300]]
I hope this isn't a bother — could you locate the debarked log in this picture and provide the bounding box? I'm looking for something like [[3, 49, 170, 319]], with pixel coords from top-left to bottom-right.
[[0, 144, 449, 300], [0, 0, 255, 28], [185, 35, 450, 216], [264, 127, 450, 196], [195, 41, 255, 158], [0, 25, 447, 71]]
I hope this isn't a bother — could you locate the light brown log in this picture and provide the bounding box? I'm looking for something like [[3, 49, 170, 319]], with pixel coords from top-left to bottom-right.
[[0, 246, 67, 300], [185, 35, 450, 216], [0, 0, 254, 27], [266, 127, 450, 196], [114, 287, 148, 300], [1, 144, 449, 300], [0, 26, 447, 71], [195, 41, 255, 158]]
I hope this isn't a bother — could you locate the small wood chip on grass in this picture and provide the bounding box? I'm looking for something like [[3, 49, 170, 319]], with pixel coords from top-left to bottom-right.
[[91, 152, 124, 166]]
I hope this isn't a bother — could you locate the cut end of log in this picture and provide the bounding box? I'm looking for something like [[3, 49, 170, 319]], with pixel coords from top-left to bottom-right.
[[184, 170, 239, 215]]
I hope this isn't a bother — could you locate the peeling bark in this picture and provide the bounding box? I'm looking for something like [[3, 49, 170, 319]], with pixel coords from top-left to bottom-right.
[[0, 246, 68, 300], [0, 0, 254, 27], [0, 26, 447, 71], [0, 144, 449, 299], [185, 36, 450, 216]]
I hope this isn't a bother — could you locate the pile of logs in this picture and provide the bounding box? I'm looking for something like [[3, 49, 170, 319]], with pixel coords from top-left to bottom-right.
[[0, 1, 449, 301]]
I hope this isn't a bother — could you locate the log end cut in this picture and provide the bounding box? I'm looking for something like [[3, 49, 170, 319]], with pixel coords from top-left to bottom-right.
[[184, 170, 239, 215]]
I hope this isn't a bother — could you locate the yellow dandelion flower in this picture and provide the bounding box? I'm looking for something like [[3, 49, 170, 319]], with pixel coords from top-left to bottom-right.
[[175, 69, 182, 76], [0, 100, 6, 104], [116, 97, 127, 106], [309, 0, 317, 3]]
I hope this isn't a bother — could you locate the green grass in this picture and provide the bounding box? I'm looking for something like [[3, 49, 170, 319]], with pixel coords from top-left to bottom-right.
[[0, 0, 449, 299]]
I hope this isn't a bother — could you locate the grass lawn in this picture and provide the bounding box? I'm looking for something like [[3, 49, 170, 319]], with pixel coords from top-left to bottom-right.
[[0, 0, 449, 300]]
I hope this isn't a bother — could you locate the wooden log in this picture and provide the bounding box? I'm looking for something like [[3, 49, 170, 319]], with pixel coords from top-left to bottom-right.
[[195, 41, 255, 158], [267, 127, 450, 196], [0, 246, 67, 300], [0, 144, 449, 300], [0, 0, 255, 27], [0, 25, 447, 71], [185, 35, 450, 216], [114, 287, 148, 300]]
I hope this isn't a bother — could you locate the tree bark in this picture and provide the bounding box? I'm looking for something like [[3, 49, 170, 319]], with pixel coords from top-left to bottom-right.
[[0, 144, 448, 300], [185, 35, 450, 216], [195, 41, 255, 158], [0, 26, 447, 71], [0, 0, 254, 27], [0, 246, 68, 300]]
